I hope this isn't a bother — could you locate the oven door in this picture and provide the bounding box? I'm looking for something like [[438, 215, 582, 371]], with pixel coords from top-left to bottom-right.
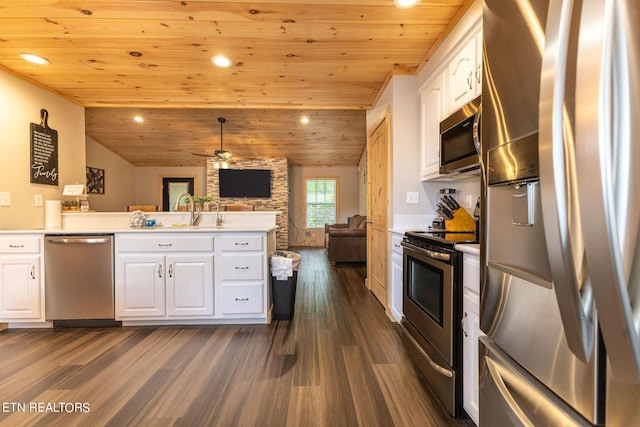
[[403, 245, 455, 365]]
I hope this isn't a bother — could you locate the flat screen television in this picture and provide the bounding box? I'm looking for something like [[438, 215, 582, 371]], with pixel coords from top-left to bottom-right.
[[218, 168, 272, 198]]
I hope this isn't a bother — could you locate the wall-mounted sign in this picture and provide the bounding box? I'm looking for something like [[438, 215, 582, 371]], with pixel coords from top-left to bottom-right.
[[30, 109, 58, 186]]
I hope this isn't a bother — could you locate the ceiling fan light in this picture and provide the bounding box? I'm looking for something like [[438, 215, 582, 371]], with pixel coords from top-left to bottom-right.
[[393, 0, 420, 8]]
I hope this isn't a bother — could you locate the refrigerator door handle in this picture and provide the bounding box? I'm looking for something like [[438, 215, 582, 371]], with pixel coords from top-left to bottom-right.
[[485, 356, 535, 427], [575, 0, 640, 383], [539, 0, 594, 363]]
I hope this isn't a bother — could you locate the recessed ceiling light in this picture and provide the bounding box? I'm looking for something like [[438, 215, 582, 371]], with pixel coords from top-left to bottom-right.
[[394, 0, 420, 8], [134, 116, 144, 123], [20, 53, 50, 65], [300, 116, 310, 124], [211, 55, 232, 67]]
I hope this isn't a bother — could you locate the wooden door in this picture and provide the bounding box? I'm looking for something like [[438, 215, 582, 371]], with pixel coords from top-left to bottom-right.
[[367, 112, 390, 312]]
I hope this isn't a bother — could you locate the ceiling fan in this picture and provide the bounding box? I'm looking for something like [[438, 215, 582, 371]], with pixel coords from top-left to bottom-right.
[[192, 117, 233, 167]]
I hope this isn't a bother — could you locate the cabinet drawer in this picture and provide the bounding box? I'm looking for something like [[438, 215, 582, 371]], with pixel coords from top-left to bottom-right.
[[0, 236, 42, 254], [117, 234, 214, 252], [462, 254, 480, 294], [221, 253, 264, 280], [220, 284, 263, 314], [390, 233, 403, 255], [220, 235, 263, 251]]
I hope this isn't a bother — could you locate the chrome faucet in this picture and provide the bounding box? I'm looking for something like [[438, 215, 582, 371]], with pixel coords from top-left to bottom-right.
[[211, 201, 224, 228], [174, 193, 201, 226]]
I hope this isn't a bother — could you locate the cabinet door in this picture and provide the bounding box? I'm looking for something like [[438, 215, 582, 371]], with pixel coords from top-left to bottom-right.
[[420, 72, 445, 180], [474, 30, 482, 97], [0, 256, 42, 320], [462, 289, 481, 425], [166, 254, 214, 317], [448, 39, 477, 113], [390, 251, 403, 322], [462, 306, 480, 425], [116, 254, 165, 318]]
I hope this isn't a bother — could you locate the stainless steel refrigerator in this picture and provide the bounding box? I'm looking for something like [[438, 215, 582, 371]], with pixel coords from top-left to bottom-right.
[[479, 0, 640, 425]]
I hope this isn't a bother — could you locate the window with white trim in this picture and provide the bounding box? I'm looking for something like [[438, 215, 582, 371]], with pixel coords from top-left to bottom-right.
[[305, 178, 337, 228]]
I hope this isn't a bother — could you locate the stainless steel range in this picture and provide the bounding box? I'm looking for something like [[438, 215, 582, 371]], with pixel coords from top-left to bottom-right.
[[400, 230, 478, 417]]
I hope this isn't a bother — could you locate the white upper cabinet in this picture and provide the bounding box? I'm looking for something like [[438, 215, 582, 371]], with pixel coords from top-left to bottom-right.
[[447, 25, 482, 114], [420, 72, 446, 181], [420, 19, 482, 182]]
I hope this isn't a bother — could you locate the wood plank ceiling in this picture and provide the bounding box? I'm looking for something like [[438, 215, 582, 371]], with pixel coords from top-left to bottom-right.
[[0, 0, 471, 167]]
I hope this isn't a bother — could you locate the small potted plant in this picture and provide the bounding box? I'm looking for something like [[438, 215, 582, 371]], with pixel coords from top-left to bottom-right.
[[193, 196, 215, 211]]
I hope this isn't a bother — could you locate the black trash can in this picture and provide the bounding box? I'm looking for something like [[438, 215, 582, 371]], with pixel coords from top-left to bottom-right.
[[270, 251, 301, 320]]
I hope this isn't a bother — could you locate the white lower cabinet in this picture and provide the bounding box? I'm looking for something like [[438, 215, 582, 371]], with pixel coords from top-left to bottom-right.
[[115, 231, 273, 323], [117, 254, 166, 317], [461, 248, 482, 425], [115, 234, 214, 320], [389, 232, 404, 322], [217, 233, 267, 318], [167, 254, 214, 316], [0, 235, 44, 322]]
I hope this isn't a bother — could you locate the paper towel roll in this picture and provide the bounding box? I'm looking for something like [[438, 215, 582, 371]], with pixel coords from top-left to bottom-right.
[[45, 200, 62, 229]]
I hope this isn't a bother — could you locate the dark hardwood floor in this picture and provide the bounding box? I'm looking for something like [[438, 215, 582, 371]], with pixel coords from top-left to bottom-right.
[[0, 248, 463, 427]]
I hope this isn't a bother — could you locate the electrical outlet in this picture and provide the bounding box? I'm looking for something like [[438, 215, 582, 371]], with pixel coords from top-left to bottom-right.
[[0, 192, 10, 207], [34, 194, 43, 206], [406, 192, 419, 205]]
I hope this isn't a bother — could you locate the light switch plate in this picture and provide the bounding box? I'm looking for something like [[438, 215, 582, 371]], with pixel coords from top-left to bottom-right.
[[34, 194, 43, 206], [0, 192, 10, 207], [406, 192, 419, 205]]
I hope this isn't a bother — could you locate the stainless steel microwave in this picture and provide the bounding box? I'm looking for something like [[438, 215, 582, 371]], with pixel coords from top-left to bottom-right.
[[439, 96, 481, 175]]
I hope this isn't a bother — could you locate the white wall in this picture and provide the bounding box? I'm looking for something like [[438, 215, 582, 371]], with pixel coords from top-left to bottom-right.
[[0, 70, 86, 229], [134, 166, 206, 210], [367, 74, 431, 228], [85, 136, 136, 212], [288, 165, 360, 246]]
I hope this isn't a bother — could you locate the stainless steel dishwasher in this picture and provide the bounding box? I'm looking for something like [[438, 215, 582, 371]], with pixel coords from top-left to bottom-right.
[[44, 234, 116, 324]]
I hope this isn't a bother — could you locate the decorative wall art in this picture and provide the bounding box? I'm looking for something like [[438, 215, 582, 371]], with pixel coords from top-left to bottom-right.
[[86, 167, 105, 194], [30, 109, 59, 186]]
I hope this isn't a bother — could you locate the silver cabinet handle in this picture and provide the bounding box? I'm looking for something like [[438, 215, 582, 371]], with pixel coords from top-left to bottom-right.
[[234, 242, 249, 246], [575, 0, 640, 382], [475, 64, 481, 84], [9, 244, 24, 249], [539, 0, 594, 364], [30, 266, 36, 280], [235, 266, 250, 270], [467, 71, 473, 90], [235, 298, 249, 302], [168, 264, 173, 278], [158, 264, 163, 278], [158, 243, 173, 247]]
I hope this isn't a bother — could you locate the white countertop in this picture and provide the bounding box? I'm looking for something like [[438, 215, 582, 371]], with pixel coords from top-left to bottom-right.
[[0, 211, 280, 235], [456, 243, 480, 255]]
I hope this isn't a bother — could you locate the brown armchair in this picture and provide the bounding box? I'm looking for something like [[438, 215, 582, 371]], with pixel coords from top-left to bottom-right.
[[324, 215, 367, 264]]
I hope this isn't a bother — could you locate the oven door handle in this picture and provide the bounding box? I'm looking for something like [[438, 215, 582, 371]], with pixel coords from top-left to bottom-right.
[[403, 325, 453, 378], [401, 243, 451, 262]]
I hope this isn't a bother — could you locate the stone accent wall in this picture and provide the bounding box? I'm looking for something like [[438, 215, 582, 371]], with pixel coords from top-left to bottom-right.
[[206, 158, 289, 249]]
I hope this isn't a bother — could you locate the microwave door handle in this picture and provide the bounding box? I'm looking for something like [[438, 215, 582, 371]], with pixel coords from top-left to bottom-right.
[[576, 0, 640, 383], [472, 103, 481, 154], [539, 0, 594, 364]]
